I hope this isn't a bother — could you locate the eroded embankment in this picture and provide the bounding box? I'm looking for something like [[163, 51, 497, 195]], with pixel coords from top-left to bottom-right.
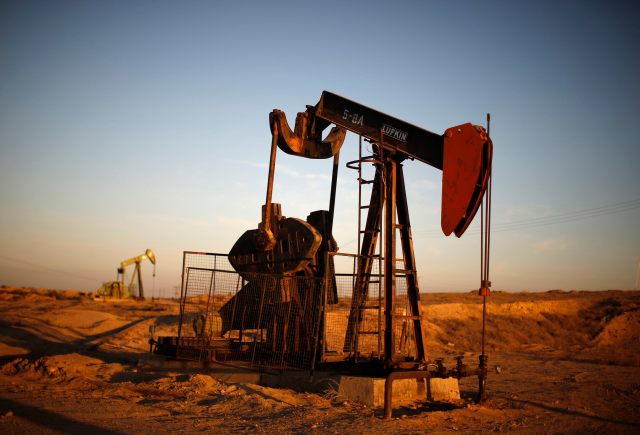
[[424, 291, 640, 365]]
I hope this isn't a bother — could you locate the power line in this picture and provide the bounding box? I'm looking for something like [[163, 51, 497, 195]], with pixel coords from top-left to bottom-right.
[[489, 199, 639, 229], [341, 198, 640, 244], [413, 198, 640, 237]]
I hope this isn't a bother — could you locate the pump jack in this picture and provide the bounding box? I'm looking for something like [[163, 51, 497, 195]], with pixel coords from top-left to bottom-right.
[[154, 91, 493, 416], [228, 91, 491, 368], [98, 249, 157, 299]]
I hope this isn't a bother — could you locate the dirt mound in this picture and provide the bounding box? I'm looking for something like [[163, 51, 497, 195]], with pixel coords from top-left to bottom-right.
[[595, 310, 640, 346], [188, 373, 221, 390], [424, 295, 640, 364], [587, 310, 640, 366], [2, 353, 104, 380], [425, 299, 596, 353], [39, 309, 128, 334]]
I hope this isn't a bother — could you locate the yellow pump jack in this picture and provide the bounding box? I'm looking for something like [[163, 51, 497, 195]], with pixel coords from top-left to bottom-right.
[[97, 249, 156, 299]]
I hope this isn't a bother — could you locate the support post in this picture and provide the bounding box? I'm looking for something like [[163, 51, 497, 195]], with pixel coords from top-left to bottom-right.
[[384, 370, 430, 419], [257, 125, 279, 251], [136, 261, 144, 299], [395, 163, 427, 361], [478, 354, 488, 402], [328, 152, 340, 233], [384, 158, 397, 368], [177, 257, 188, 340]]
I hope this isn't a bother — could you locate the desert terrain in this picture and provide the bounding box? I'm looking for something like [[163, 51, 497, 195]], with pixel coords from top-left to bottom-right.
[[0, 285, 639, 434]]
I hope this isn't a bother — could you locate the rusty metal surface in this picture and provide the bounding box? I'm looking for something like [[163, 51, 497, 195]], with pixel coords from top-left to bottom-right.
[[314, 91, 444, 169], [395, 163, 427, 362], [229, 205, 321, 278], [441, 123, 493, 237], [383, 156, 397, 367], [270, 108, 346, 159], [256, 131, 281, 251], [227, 93, 490, 371]]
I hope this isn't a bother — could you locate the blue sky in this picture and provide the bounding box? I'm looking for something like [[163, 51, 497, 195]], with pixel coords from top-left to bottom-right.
[[1, 0, 639, 294]]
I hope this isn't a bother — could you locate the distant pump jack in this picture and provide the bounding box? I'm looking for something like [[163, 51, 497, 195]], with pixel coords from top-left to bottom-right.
[[97, 249, 156, 299]]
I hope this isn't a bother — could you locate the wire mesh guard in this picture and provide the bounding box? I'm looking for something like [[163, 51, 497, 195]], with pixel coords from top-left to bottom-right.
[[163, 251, 418, 371]]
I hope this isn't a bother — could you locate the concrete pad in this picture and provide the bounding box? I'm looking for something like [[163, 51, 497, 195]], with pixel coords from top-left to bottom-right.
[[428, 377, 460, 402], [337, 376, 425, 407]]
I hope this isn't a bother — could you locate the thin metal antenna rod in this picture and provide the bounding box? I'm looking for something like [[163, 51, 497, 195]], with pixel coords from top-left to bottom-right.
[[478, 112, 492, 403]]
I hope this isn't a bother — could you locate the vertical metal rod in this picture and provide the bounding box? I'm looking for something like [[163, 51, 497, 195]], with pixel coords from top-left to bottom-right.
[[356, 135, 363, 282], [481, 113, 492, 356], [377, 140, 384, 357], [262, 126, 279, 240], [136, 262, 144, 299], [178, 269, 191, 342], [212, 256, 217, 311], [478, 113, 492, 402], [482, 299, 487, 356], [118, 267, 124, 294], [485, 114, 492, 287], [355, 137, 362, 361], [480, 179, 485, 356], [321, 256, 329, 360], [325, 153, 340, 310], [383, 157, 396, 368], [328, 152, 340, 234], [351, 256, 356, 310]]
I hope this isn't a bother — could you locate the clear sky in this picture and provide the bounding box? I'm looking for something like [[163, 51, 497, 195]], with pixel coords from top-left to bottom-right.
[[1, 0, 639, 294]]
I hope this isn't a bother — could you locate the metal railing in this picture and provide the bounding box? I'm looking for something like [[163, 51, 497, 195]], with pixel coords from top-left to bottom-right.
[[172, 251, 415, 371]]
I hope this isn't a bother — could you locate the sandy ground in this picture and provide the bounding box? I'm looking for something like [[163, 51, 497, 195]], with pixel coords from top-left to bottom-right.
[[0, 286, 639, 434]]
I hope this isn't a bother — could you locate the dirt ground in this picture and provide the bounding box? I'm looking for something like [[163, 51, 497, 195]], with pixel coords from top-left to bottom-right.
[[0, 286, 639, 434]]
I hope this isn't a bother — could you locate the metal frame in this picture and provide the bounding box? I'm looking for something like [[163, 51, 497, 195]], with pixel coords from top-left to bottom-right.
[[153, 92, 494, 417]]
